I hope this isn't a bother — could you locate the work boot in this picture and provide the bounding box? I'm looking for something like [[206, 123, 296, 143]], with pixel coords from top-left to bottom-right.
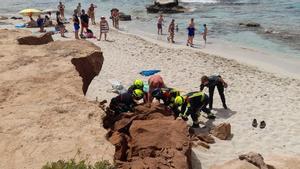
[[192, 123, 200, 128], [223, 103, 228, 109], [207, 113, 216, 119]]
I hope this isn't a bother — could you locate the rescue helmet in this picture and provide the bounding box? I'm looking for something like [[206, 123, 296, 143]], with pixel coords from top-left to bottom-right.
[[174, 96, 184, 106], [152, 88, 163, 99], [133, 89, 144, 100], [134, 79, 144, 89]]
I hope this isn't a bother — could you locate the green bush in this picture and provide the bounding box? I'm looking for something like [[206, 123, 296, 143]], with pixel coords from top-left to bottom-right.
[[41, 159, 115, 169]]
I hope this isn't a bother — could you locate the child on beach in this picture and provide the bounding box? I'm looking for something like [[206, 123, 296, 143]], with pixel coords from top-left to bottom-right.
[[186, 18, 195, 47], [157, 14, 164, 35], [202, 24, 208, 45], [167, 19, 175, 43], [72, 10, 80, 39], [98, 16, 109, 41], [37, 15, 45, 32]]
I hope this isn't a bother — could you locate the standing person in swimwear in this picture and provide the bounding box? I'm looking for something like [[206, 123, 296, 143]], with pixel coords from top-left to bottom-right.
[[186, 18, 195, 47], [72, 10, 80, 39], [98, 16, 109, 41], [157, 14, 164, 35], [167, 19, 175, 43], [202, 24, 208, 45], [80, 9, 89, 37], [56, 11, 65, 37], [88, 3, 97, 25], [57, 1, 65, 19]]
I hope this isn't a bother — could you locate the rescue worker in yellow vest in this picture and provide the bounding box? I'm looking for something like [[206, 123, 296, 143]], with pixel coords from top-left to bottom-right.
[[151, 87, 181, 117], [174, 91, 216, 128]]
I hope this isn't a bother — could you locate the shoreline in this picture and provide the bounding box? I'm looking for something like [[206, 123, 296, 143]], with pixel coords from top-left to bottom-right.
[[1, 19, 300, 169]]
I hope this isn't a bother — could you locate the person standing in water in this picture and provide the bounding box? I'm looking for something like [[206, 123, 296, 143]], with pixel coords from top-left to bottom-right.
[[157, 14, 164, 35], [76, 3, 81, 16], [167, 19, 175, 43], [202, 24, 208, 45], [186, 18, 195, 47], [88, 3, 97, 25], [57, 1, 65, 19]]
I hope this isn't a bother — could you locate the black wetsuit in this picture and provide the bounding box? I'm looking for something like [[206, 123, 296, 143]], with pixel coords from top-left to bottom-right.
[[200, 75, 226, 109], [109, 92, 136, 114], [179, 92, 211, 122]]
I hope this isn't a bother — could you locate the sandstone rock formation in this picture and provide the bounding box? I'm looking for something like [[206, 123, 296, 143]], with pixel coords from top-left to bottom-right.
[[146, 0, 185, 13], [211, 123, 232, 140], [0, 29, 112, 169], [103, 104, 192, 169], [17, 32, 54, 45]]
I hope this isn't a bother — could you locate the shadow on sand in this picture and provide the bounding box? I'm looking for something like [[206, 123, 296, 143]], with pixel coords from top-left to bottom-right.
[[213, 108, 237, 119]]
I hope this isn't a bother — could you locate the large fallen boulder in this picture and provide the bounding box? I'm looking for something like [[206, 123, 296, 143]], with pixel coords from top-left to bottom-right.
[[211, 123, 231, 140], [17, 32, 54, 45], [103, 104, 192, 169]]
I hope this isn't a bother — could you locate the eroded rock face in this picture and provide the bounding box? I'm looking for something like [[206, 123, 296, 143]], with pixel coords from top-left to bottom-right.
[[103, 104, 192, 169], [71, 51, 103, 95], [17, 32, 54, 45], [211, 123, 231, 140], [239, 152, 269, 169]]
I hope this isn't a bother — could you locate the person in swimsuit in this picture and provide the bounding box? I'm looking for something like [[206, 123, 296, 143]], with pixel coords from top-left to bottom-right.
[[167, 19, 175, 43], [202, 24, 208, 45], [57, 2, 65, 19], [147, 75, 166, 104], [76, 3, 81, 17], [80, 9, 89, 36], [56, 11, 65, 37], [73, 10, 80, 39], [157, 14, 164, 35], [187, 18, 195, 47], [98, 16, 109, 41], [88, 3, 97, 25], [37, 15, 45, 32]]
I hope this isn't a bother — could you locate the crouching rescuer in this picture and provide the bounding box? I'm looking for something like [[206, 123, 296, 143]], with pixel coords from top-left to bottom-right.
[[174, 92, 216, 128], [109, 89, 144, 114]]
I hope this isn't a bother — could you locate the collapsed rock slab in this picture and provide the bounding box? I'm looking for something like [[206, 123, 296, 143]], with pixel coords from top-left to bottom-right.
[[239, 152, 269, 169], [103, 104, 192, 169], [17, 32, 54, 45], [211, 123, 231, 140]]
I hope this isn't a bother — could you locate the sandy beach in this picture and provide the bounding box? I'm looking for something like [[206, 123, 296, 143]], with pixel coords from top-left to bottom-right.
[[0, 17, 300, 169]]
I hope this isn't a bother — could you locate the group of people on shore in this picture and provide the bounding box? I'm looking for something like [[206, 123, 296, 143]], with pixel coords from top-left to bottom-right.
[[158, 15, 208, 47], [109, 74, 228, 128]]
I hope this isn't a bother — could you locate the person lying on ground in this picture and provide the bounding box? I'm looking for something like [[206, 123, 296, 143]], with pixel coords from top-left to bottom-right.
[[109, 89, 144, 115], [200, 75, 228, 109], [174, 92, 216, 128]]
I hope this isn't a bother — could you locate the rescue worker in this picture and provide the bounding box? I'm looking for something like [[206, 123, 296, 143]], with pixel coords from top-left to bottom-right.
[[109, 89, 144, 114], [151, 87, 181, 116], [200, 75, 228, 110], [128, 79, 144, 94], [174, 92, 216, 128]]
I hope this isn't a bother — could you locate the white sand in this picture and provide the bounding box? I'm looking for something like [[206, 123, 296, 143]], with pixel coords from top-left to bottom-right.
[[1, 18, 300, 169]]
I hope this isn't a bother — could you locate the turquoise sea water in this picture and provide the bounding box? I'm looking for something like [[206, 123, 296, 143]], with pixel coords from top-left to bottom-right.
[[1, 0, 300, 57]]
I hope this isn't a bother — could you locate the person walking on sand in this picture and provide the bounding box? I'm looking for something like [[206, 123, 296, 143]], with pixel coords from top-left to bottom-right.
[[80, 9, 89, 37], [167, 19, 175, 43], [57, 1, 65, 19], [88, 3, 97, 25], [202, 24, 208, 45], [157, 14, 164, 35], [56, 11, 65, 37], [186, 18, 195, 47], [98, 16, 109, 41], [200, 75, 228, 109], [72, 10, 80, 39]]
